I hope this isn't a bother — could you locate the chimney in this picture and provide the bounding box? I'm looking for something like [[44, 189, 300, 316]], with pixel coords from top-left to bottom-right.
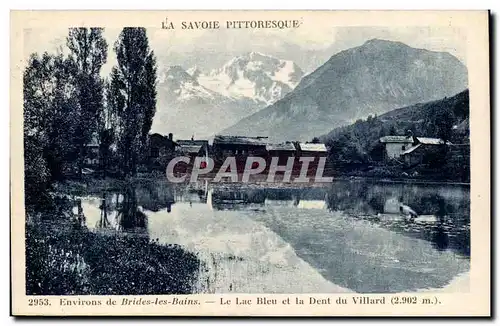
[[168, 133, 173, 141]]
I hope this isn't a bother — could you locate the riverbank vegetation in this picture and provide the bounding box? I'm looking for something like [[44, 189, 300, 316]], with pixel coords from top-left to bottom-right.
[[26, 219, 200, 295]]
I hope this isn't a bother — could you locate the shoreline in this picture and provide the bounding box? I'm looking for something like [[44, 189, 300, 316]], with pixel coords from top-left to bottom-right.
[[330, 176, 470, 186], [53, 175, 470, 194]]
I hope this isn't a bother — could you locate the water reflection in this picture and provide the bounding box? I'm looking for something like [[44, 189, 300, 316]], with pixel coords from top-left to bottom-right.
[[200, 183, 470, 257], [88, 181, 470, 257], [81, 179, 470, 293], [90, 187, 150, 234], [324, 182, 469, 256]]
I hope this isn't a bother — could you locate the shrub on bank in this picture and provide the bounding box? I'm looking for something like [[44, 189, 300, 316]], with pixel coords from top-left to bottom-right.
[[26, 222, 200, 295]]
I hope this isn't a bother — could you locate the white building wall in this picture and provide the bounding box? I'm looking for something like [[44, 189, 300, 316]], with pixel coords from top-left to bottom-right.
[[385, 142, 413, 159]]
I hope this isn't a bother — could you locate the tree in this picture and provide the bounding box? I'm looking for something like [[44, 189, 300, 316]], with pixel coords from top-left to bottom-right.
[[66, 28, 108, 178], [368, 141, 385, 162], [327, 133, 368, 165], [24, 53, 79, 183], [433, 108, 454, 144], [108, 28, 157, 177]]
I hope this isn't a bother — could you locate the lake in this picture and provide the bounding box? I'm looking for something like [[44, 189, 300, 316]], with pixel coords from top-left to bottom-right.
[[80, 179, 470, 294]]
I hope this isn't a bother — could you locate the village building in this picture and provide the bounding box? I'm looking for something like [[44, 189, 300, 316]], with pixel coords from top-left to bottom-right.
[[379, 136, 415, 159], [296, 143, 328, 157], [84, 143, 100, 167], [293, 142, 329, 177], [149, 133, 178, 158], [400, 137, 446, 165], [212, 135, 269, 158], [80, 130, 115, 176], [84, 136, 100, 168], [177, 139, 209, 158], [148, 133, 178, 171], [380, 135, 452, 163], [176, 139, 210, 171], [163, 135, 333, 182], [266, 142, 297, 164]]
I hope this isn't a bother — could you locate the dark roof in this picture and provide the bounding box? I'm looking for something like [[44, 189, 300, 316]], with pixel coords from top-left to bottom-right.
[[214, 135, 268, 146], [150, 133, 164, 138], [149, 133, 178, 146], [177, 139, 208, 146]]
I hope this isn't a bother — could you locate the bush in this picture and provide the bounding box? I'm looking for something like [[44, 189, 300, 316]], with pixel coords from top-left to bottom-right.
[[26, 222, 201, 295]]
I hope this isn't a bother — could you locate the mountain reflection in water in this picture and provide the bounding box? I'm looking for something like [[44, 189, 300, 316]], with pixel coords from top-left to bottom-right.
[[81, 180, 470, 293]]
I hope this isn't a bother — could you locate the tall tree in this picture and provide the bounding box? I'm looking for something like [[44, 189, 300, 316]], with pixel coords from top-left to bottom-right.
[[24, 52, 79, 189], [66, 28, 108, 178], [432, 108, 454, 144], [108, 27, 157, 177]]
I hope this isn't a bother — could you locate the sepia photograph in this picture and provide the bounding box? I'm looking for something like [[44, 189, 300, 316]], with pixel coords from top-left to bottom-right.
[[10, 10, 490, 316]]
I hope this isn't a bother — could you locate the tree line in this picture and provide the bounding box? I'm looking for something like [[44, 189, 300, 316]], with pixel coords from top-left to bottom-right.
[[24, 27, 157, 203]]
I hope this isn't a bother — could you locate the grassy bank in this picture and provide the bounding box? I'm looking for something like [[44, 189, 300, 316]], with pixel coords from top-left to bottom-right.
[[26, 220, 201, 295]]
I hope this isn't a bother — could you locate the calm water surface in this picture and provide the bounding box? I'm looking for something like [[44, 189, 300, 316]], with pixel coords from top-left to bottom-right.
[[81, 180, 470, 293]]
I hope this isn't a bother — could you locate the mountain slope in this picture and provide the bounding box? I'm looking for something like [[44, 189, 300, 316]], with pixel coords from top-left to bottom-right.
[[222, 39, 468, 142]]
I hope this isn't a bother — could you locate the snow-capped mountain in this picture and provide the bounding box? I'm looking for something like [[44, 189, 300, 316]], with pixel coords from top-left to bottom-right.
[[196, 52, 304, 105], [157, 65, 208, 100], [186, 66, 202, 80], [152, 54, 305, 139], [152, 65, 261, 139]]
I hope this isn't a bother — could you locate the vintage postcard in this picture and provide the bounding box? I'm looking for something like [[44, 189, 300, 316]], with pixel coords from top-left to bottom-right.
[[10, 10, 490, 316]]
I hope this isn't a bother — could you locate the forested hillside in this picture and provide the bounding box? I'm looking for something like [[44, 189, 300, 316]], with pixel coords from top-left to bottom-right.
[[320, 89, 469, 164]]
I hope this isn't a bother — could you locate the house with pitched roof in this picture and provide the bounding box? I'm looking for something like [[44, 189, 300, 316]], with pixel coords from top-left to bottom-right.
[[177, 139, 209, 158], [296, 142, 328, 157], [266, 142, 297, 165], [379, 135, 415, 160], [380, 135, 452, 163], [212, 135, 269, 157]]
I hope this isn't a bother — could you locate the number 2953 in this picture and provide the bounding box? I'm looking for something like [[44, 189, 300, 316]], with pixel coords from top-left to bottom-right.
[[28, 298, 51, 306]]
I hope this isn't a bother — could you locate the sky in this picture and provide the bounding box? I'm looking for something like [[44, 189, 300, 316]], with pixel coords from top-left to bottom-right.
[[23, 25, 467, 76]]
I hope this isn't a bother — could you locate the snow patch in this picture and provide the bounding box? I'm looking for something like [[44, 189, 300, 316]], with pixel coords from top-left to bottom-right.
[[196, 53, 303, 105]]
